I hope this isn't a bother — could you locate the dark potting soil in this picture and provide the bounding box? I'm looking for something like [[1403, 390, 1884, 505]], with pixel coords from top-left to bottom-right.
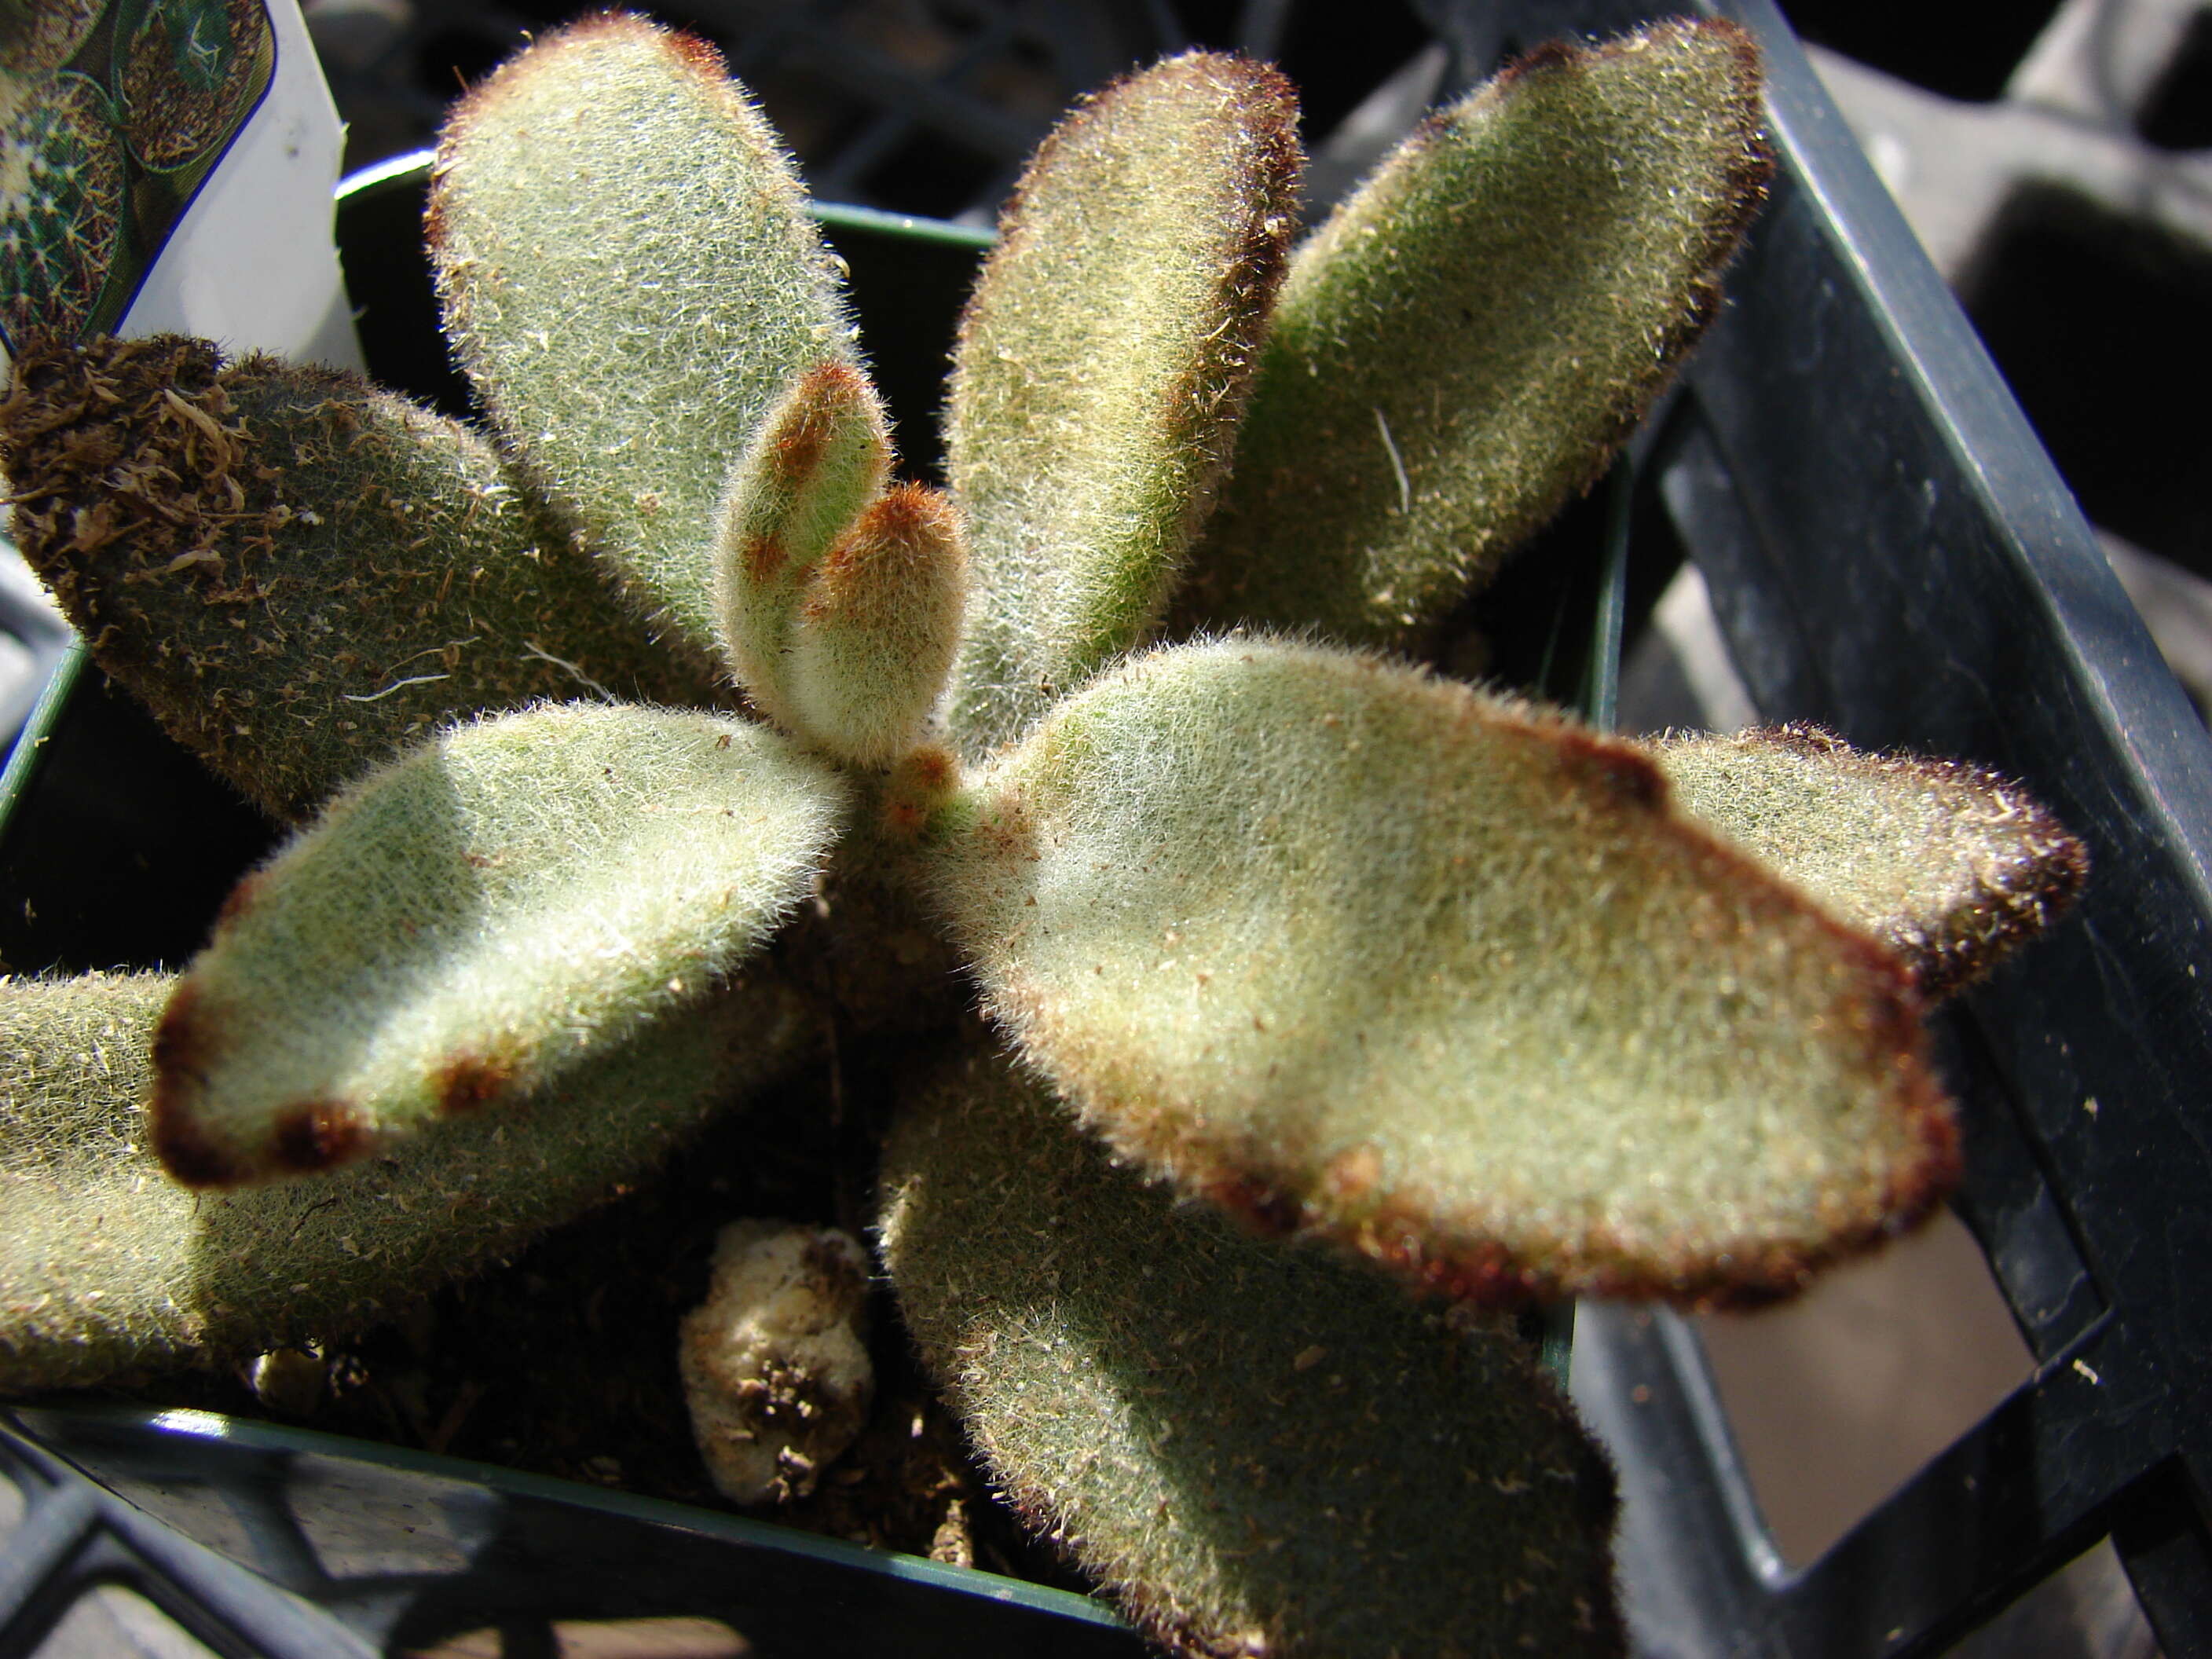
[[60, 1009, 1094, 1598]]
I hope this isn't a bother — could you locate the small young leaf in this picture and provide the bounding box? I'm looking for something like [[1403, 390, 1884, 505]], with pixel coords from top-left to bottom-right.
[[944, 51, 1302, 756], [0, 969, 811, 1390], [927, 639, 1954, 1306], [780, 482, 969, 766], [1649, 725, 2088, 1001], [430, 14, 857, 666], [713, 361, 894, 712], [878, 1054, 1624, 1658], [1174, 20, 1771, 650], [150, 703, 848, 1185], [0, 334, 719, 820]]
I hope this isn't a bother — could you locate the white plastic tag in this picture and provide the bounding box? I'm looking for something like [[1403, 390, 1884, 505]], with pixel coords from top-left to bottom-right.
[[0, 0, 358, 371]]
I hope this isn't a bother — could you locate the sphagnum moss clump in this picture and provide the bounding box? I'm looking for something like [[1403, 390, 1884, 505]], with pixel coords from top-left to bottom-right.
[[0, 15, 2086, 1655]]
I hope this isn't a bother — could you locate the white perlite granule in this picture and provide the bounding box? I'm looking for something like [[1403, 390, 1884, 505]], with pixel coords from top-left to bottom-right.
[[679, 1219, 873, 1503]]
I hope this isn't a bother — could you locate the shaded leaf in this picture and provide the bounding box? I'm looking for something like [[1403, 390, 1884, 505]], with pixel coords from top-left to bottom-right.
[[1174, 20, 1770, 650], [927, 639, 1954, 1305], [430, 14, 856, 666], [945, 51, 1302, 756], [0, 969, 811, 1390], [1650, 725, 2088, 1001], [878, 1053, 1624, 1657], [151, 703, 847, 1185]]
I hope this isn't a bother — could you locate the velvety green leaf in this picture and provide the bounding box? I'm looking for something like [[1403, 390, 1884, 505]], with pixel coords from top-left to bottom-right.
[[944, 51, 1302, 756], [878, 1053, 1624, 1657], [1650, 725, 2088, 1002], [150, 703, 848, 1185], [430, 14, 856, 666], [1173, 20, 1770, 650], [926, 639, 1955, 1306], [0, 969, 811, 1390], [0, 334, 720, 820]]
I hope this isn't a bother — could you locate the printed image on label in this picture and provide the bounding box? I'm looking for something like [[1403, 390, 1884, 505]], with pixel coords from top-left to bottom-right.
[[1, 0, 276, 349]]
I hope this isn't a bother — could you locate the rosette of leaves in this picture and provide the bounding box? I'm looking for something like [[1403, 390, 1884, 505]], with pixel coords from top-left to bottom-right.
[[0, 15, 2087, 1655]]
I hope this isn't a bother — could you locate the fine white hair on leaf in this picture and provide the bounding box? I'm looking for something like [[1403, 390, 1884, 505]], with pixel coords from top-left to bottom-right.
[[928, 638, 1956, 1309]]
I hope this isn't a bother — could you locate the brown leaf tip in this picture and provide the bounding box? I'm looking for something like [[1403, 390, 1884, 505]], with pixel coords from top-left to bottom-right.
[[430, 12, 754, 269], [1196, 1172, 1304, 1240], [659, 21, 731, 80], [271, 1100, 374, 1174], [1584, 19, 1777, 274], [805, 484, 962, 621], [441, 12, 675, 123], [771, 362, 869, 484], [1468, 18, 1774, 355], [148, 983, 247, 1186], [1697, 20, 1778, 251], [212, 871, 268, 936], [433, 1049, 519, 1117], [975, 47, 1302, 305], [149, 977, 213, 1080], [150, 1097, 246, 1188], [1760, 723, 2091, 999], [863, 480, 955, 543]]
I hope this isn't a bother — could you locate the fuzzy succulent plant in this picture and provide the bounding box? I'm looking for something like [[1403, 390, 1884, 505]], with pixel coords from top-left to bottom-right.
[[0, 14, 2088, 1655]]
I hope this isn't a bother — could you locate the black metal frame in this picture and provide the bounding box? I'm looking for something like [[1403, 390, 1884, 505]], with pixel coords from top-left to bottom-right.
[[2, 1406, 1141, 1657], [1565, 2, 2212, 1653], [0, 1417, 372, 1658]]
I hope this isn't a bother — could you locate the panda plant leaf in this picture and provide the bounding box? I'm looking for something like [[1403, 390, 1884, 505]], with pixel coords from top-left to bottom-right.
[[0, 969, 811, 1388], [0, 15, 2088, 1656], [929, 641, 1960, 1307], [880, 1053, 1628, 1658]]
